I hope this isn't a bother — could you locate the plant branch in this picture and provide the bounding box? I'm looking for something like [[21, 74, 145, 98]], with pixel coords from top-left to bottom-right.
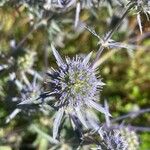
[[92, 3, 134, 68], [111, 108, 150, 123]]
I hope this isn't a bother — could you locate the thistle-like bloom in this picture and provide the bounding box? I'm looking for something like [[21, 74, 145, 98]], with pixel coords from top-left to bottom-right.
[[46, 45, 110, 139], [97, 129, 128, 150]]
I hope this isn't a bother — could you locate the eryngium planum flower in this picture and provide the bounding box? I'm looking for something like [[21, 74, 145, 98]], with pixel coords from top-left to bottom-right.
[[97, 129, 128, 150], [45, 45, 110, 139]]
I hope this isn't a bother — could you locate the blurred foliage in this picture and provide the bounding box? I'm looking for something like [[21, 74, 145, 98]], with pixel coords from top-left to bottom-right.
[[0, 1, 150, 150]]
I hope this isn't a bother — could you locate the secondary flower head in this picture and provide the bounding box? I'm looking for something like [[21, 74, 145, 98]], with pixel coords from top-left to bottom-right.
[[46, 45, 110, 139], [97, 129, 128, 150]]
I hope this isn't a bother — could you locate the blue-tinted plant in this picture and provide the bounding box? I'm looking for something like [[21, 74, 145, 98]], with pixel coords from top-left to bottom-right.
[[0, 0, 150, 149], [44, 44, 110, 139], [97, 129, 128, 150], [6, 75, 43, 123]]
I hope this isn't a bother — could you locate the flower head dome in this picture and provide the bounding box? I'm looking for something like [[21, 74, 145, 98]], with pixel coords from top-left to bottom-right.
[[46, 45, 110, 139]]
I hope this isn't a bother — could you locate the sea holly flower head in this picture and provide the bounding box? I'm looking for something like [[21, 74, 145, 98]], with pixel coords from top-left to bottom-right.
[[97, 129, 128, 150], [46, 44, 110, 139]]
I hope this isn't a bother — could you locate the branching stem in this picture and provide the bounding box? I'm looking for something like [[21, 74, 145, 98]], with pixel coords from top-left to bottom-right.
[[92, 2, 135, 68]]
